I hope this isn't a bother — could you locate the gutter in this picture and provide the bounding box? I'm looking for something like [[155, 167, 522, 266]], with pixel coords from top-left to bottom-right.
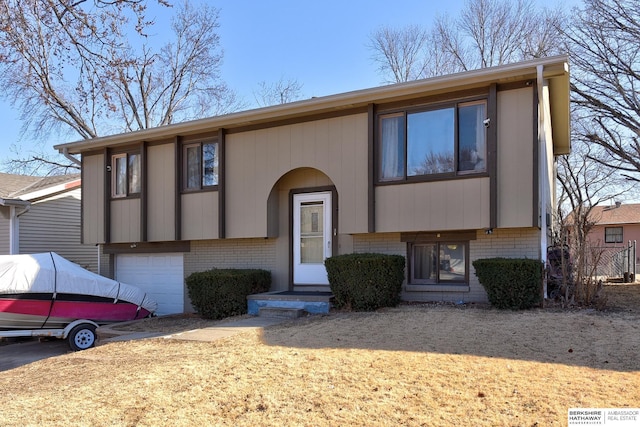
[[54, 55, 570, 155], [62, 147, 82, 167], [0, 198, 30, 254]]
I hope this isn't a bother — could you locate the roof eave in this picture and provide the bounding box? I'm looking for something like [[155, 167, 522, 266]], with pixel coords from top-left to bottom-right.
[[0, 198, 30, 207], [55, 55, 570, 155]]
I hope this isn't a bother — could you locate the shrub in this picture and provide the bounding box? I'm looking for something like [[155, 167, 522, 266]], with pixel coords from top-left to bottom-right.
[[472, 258, 543, 309], [325, 253, 405, 311], [186, 269, 271, 319]]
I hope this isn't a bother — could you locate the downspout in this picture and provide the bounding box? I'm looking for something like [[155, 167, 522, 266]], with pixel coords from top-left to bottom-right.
[[537, 64, 549, 298], [61, 147, 82, 167], [7, 202, 30, 255]]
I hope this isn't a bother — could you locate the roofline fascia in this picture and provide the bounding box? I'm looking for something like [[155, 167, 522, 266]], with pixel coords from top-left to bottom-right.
[[17, 178, 82, 201], [0, 197, 30, 207], [55, 55, 569, 155]]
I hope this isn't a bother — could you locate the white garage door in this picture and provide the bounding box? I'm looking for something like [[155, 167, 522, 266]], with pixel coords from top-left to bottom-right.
[[116, 253, 184, 315]]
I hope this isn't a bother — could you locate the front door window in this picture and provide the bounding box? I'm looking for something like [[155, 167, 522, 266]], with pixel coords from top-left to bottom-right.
[[293, 192, 332, 285]]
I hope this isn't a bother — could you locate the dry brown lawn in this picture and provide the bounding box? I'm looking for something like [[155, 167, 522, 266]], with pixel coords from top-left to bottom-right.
[[1, 285, 639, 426]]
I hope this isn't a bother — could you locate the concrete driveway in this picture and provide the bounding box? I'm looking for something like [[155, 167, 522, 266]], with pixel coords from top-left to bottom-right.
[[0, 339, 71, 372]]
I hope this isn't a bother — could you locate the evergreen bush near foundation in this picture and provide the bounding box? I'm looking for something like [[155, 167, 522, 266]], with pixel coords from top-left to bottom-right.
[[472, 258, 543, 309], [325, 253, 405, 311], [186, 269, 271, 319]]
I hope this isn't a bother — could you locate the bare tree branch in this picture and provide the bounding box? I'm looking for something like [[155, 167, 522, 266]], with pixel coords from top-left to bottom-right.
[[0, 0, 237, 174], [253, 77, 304, 107]]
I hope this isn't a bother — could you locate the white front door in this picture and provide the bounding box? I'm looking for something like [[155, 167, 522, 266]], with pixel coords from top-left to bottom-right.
[[293, 191, 332, 285]]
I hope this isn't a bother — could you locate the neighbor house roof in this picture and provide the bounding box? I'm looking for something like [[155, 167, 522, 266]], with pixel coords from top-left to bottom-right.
[[55, 55, 571, 156], [589, 203, 640, 225], [0, 173, 81, 201]]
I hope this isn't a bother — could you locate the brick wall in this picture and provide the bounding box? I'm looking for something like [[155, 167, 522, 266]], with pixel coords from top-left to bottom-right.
[[184, 238, 277, 278], [352, 228, 541, 304]]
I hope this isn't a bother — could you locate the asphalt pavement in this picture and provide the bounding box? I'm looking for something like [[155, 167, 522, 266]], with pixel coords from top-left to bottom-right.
[[0, 338, 71, 372], [0, 315, 290, 372]]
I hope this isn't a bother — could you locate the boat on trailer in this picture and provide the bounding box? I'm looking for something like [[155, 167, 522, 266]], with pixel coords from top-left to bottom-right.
[[0, 252, 157, 350]]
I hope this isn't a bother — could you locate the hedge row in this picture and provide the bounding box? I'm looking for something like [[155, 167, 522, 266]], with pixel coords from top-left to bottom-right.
[[186, 269, 271, 319], [325, 253, 405, 311], [472, 258, 543, 309]]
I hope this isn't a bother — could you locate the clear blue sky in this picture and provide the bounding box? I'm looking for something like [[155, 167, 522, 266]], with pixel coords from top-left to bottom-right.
[[0, 0, 575, 172]]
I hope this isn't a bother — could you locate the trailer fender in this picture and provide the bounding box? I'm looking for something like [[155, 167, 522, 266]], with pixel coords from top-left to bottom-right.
[[62, 320, 99, 339]]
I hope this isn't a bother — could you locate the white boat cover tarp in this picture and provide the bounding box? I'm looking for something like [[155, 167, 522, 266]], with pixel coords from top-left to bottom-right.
[[0, 252, 157, 313]]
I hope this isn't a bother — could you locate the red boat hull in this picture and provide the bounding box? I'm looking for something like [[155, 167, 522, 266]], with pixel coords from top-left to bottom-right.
[[0, 294, 152, 330]]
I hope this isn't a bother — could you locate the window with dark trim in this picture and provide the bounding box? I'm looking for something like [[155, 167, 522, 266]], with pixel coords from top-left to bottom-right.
[[183, 141, 218, 191], [111, 152, 141, 198], [604, 226, 623, 243], [378, 99, 487, 183], [408, 241, 468, 284]]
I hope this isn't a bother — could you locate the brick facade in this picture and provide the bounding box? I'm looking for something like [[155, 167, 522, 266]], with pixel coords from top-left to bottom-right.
[[184, 238, 277, 278], [352, 228, 541, 303]]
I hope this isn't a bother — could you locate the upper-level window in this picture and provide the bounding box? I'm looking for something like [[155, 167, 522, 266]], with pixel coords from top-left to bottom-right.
[[183, 141, 218, 191], [378, 100, 487, 182], [111, 152, 140, 198], [605, 226, 623, 243]]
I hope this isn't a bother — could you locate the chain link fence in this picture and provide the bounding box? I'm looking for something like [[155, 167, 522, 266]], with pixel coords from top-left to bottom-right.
[[584, 241, 636, 282]]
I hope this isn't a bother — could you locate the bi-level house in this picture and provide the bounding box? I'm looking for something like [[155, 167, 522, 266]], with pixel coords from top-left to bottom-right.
[[55, 56, 570, 315]]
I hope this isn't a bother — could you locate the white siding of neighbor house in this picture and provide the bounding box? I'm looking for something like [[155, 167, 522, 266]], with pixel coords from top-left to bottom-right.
[[0, 206, 10, 254], [19, 188, 99, 272]]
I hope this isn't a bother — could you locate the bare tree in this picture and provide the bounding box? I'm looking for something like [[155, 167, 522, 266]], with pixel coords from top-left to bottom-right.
[[0, 0, 239, 174], [554, 130, 631, 305], [369, 25, 431, 83], [564, 0, 640, 180], [253, 77, 304, 107], [370, 0, 567, 82]]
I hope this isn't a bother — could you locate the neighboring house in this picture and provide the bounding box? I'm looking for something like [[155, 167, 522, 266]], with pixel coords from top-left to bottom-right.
[[54, 55, 571, 315], [586, 202, 640, 247], [586, 202, 640, 278], [0, 172, 98, 272]]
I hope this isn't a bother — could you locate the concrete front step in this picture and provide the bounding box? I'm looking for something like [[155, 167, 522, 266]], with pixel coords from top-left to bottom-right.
[[247, 291, 333, 316], [258, 307, 305, 319]]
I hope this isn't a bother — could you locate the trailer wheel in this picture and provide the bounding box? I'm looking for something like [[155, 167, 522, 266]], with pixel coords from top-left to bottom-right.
[[68, 323, 97, 351]]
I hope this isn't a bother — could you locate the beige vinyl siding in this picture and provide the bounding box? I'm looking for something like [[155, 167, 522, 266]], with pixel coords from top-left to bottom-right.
[[181, 192, 218, 240], [19, 188, 98, 272], [497, 87, 535, 228], [375, 178, 491, 232], [110, 198, 141, 243], [0, 207, 10, 254], [82, 154, 105, 244], [225, 113, 368, 238], [147, 143, 176, 241]]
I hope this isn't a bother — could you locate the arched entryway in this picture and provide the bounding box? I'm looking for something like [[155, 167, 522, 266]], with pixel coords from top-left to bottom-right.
[[267, 168, 337, 291]]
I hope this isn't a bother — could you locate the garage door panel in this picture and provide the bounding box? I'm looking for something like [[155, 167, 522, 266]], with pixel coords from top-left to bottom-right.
[[116, 254, 184, 315]]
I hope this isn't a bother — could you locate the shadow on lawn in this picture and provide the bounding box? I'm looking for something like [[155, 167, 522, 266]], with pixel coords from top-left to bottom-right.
[[259, 285, 640, 373]]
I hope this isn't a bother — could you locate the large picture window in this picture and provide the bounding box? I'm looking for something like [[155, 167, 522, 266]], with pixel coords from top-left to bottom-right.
[[183, 141, 218, 191], [111, 152, 140, 198], [409, 242, 468, 284], [379, 100, 487, 182]]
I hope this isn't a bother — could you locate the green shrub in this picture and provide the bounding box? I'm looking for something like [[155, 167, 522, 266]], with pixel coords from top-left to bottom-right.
[[186, 269, 271, 319], [325, 253, 405, 311], [472, 258, 543, 309]]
